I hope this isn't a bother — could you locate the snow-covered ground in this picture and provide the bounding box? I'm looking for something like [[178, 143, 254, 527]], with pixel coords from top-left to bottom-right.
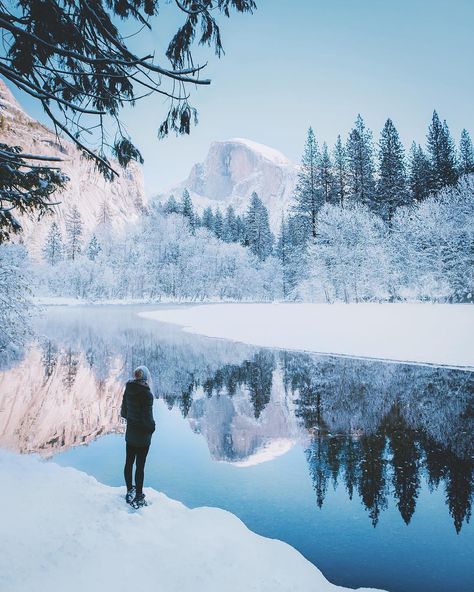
[[140, 303, 474, 369], [0, 451, 383, 592]]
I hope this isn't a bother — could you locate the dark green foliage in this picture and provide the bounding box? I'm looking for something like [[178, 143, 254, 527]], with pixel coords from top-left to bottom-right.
[[427, 111, 458, 191], [377, 118, 409, 222], [458, 129, 474, 177], [333, 135, 348, 207], [243, 192, 274, 260], [409, 142, 431, 202], [0, 143, 67, 243], [346, 114, 376, 206], [292, 127, 322, 239]]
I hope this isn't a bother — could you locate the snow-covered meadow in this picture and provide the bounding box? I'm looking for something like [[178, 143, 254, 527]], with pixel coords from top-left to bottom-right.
[[140, 302, 474, 369], [0, 450, 384, 592]]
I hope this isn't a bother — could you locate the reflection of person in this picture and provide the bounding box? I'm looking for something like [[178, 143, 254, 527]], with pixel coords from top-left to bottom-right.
[[120, 365, 155, 508]]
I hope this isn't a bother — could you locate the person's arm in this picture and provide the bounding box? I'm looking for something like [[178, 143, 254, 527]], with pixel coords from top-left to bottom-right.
[[142, 391, 155, 434], [120, 389, 128, 420]]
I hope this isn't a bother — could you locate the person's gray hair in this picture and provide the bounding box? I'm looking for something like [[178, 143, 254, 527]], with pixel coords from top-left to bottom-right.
[[133, 365, 153, 393]]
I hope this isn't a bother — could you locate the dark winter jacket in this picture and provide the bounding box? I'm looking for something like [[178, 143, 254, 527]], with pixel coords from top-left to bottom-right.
[[120, 379, 155, 447]]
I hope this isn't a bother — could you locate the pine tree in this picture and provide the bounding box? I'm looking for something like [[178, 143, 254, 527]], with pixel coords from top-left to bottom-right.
[[87, 234, 101, 261], [426, 111, 458, 192], [202, 207, 215, 232], [96, 199, 113, 226], [377, 118, 409, 222], [333, 135, 348, 207], [293, 127, 322, 239], [319, 142, 334, 203], [163, 194, 180, 215], [235, 215, 246, 244], [346, 114, 376, 206], [409, 142, 431, 201], [223, 205, 238, 242], [276, 215, 292, 297], [65, 205, 83, 261], [213, 208, 224, 240], [181, 189, 195, 228], [42, 221, 64, 266], [458, 129, 474, 177], [244, 192, 274, 260]]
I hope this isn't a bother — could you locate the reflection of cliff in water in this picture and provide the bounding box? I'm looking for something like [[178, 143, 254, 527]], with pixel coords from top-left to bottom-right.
[[0, 343, 124, 456], [0, 306, 472, 532]]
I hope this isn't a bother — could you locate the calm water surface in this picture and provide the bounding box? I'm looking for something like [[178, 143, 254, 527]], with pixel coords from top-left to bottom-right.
[[0, 305, 473, 592]]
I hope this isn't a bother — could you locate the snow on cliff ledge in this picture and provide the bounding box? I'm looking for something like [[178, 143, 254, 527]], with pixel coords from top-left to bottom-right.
[[154, 138, 298, 231], [140, 303, 474, 369], [0, 451, 383, 592]]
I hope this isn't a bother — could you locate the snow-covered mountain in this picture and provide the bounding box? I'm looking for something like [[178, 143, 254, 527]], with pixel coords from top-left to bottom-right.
[[0, 79, 146, 255], [155, 138, 298, 230]]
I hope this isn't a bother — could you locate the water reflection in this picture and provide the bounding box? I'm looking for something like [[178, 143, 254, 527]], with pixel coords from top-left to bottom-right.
[[0, 305, 472, 537]]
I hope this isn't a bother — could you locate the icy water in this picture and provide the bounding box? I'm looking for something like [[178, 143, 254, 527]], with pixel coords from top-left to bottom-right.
[[1, 305, 473, 592]]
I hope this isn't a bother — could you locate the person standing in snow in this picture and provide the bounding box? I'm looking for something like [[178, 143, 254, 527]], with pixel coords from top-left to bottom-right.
[[120, 365, 156, 509]]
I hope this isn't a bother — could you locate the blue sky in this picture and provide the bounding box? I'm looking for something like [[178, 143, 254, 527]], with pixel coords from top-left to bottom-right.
[[6, 0, 474, 193]]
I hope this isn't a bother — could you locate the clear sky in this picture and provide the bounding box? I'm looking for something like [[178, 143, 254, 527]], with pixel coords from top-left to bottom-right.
[[5, 0, 474, 194]]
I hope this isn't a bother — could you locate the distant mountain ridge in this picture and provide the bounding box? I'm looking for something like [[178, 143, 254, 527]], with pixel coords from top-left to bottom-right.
[[155, 138, 298, 231], [0, 78, 146, 256]]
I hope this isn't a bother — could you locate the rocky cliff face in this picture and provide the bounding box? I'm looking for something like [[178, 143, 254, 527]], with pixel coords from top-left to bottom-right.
[[0, 79, 146, 255], [156, 138, 298, 231]]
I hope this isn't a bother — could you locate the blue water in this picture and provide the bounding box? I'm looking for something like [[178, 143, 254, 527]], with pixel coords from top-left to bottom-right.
[[1, 305, 473, 592]]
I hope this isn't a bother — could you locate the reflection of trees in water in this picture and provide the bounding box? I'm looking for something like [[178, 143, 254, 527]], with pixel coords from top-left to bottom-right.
[[29, 308, 474, 531], [286, 352, 474, 532]]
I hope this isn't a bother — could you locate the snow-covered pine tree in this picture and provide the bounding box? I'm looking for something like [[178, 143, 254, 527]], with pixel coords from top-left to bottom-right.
[[235, 214, 246, 245], [42, 221, 64, 266], [409, 142, 431, 201], [163, 194, 180, 215], [458, 129, 474, 177], [377, 118, 409, 223], [65, 205, 83, 261], [96, 199, 113, 226], [244, 192, 274, 260], [333, 135, 348, 207], [346, 114, 376, 207], [223, 205, 238, 242], [319, 142, 335, 204], [181, 189, 195, 229], [202, 207, 215, 232], [426, 111, 458, 192], [87, 234, 102, 261], [293, 127, 322, 239], [213, 208, 224, 240]]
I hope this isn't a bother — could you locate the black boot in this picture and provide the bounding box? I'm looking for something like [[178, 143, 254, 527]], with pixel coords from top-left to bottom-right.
[[131, 493, 147, 509], [125, 486, 136, 504]]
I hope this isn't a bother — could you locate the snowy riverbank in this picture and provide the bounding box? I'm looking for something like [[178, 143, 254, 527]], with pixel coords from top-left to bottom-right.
[[140, 302, 474, 369], [0, 451, 383, 592]]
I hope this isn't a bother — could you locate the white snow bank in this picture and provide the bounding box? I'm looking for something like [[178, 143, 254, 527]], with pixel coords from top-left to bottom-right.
[[0, 451, 383, 592], [140, 303, 474, 369]]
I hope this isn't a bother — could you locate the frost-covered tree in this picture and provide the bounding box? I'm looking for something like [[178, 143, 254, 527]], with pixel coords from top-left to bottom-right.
[[0, 244, 32, 351], [409, 142, 431, 202], [163, 195, 180, 215], [65, 205, 83, 261], [293, 127, 322, 239], [332, 135, 348, 207], [377, 118, 409, 222], [42, 221, 64, 266], [458, 129, 474, 177], [223, 205, 239, 243], [181, 189, 195, 229], [346, 115, 376, 206], [96, 199, 113, 226], [427, 111, 458, 191], [213, 209, 224, 240], [87, 235, 102, 261], [244, 192, 274, 261], [202, 207, 215, 233], [319, 142, 335, 204]]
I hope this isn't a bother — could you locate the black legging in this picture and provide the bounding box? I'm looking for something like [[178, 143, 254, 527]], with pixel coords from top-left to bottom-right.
[[124, 443, 150, 495]]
